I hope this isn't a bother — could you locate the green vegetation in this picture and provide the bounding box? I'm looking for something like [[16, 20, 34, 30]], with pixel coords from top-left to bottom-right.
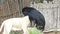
[[28, 27, 42, 34]]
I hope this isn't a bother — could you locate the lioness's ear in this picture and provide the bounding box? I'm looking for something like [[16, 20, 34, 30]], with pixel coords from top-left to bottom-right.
[[26, 16, 29, 18], [24, 16, 29, 19]]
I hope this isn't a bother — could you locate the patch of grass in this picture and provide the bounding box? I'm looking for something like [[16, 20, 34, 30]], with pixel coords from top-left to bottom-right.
[[28, 27, 42, 34]]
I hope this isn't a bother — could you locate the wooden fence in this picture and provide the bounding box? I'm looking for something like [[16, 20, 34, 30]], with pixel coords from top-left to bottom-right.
[[0, 0, 31, 25]]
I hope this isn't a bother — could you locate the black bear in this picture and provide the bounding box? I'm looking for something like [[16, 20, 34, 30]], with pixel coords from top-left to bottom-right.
[[22, 7, 45, 31]]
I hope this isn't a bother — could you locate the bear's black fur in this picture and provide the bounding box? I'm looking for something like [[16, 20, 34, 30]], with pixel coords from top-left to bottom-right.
[[22, 7, 45, 31]]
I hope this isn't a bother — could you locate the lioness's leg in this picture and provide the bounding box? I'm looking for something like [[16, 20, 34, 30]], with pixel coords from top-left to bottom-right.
[[2, 23, 12, 34], [22, 24, 29, 34]]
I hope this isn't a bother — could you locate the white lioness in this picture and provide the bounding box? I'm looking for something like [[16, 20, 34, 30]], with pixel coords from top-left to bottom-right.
[[0, 16, 30, 34]]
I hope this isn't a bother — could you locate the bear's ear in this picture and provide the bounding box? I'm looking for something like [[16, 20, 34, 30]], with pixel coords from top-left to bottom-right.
[[22, 8, 30, 13]]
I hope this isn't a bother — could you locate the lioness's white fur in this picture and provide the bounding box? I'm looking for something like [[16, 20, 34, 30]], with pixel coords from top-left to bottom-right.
[[0, 16, 30, 34]]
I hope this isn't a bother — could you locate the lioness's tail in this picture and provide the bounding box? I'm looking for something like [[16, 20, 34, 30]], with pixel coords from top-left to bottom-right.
[[0, 22, 5, 32]]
